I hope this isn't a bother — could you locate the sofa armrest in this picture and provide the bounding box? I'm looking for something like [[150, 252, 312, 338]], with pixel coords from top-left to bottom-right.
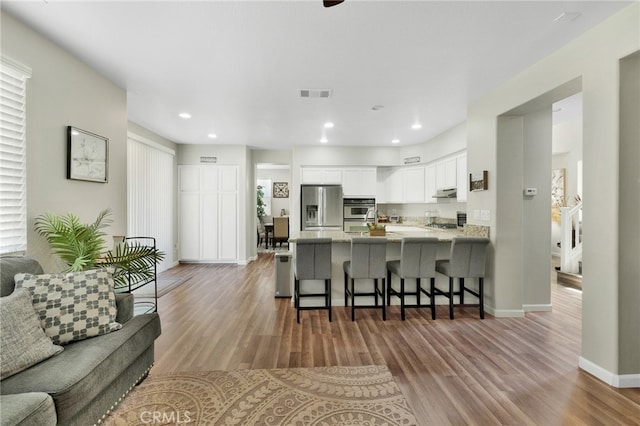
[[115, 293, 134, 323]]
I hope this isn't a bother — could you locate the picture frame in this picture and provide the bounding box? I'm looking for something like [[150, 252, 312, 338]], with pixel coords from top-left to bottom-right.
[[67, 126, 108, 183], [273, 182, 289, 198], [469, 170, 488, 192]]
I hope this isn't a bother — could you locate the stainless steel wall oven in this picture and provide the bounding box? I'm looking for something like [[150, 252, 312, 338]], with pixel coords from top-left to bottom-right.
[[343, 198, 375, 232]]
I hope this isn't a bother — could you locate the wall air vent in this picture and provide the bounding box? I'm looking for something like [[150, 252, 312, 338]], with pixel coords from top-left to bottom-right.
[[300, 89, 332, 98], [200, 156, 217, 164], [403, 156, 420, 164]]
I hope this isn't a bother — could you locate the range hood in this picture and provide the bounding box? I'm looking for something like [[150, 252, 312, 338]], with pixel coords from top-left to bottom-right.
[[433, 188, 457, 199]]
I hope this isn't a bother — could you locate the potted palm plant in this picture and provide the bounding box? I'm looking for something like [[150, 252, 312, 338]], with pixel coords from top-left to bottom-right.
[[257, 185, 266, 223], [34, 208, 164, 289]]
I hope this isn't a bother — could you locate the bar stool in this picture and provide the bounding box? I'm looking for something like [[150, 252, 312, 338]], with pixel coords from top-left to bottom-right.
[[343, 237, 387, 321], [294, 238, 332, 323], [386, 237, 439, 320], [435, 237, 490, 319]]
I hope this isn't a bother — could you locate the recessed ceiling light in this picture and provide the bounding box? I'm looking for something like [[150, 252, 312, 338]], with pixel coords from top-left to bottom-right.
[[411, 123, 422, 130], [392, 139, 400, 144], [324, 122, 334, 129], [208, 133, 217, 139], [320, 137, 328, 143], [178, 112, 191, 119]]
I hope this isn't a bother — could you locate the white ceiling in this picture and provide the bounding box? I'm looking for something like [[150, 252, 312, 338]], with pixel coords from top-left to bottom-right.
[[2, 1, 631, 149]]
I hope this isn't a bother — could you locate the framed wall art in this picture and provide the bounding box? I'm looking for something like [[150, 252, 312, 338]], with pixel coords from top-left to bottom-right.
[[273, 182, 289, 198], [67, 126, 108, 183], [469, 170, 488, 191]]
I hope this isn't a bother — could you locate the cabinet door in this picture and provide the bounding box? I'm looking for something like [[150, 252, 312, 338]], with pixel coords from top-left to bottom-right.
[[179, 192, 200, 260], [219, 166, 238, 192], [301, 168, 323, 184], [219, 193, 238, 260], [456, 153, 468, 202], [376, 168, 389, 203], [323, 168, 343, 184], [179, 166, 200, 192], [436, 157, 457, 189], [201, 193, 219, 260], [403, 167, 425, 203], [386, 168, 404, 203], [200, 166, 219, 193], [425, 164, 437, 203], [343, 168, 376, 197]]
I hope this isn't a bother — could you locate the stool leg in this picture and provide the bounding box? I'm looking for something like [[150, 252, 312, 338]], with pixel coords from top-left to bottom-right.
[[449, 277, 454, 320], [430, 277, 436, 320], [386, 270, 392, 305], [460, 277, 465, 304], [400, 278, 405, 321], [479, 277, 484, 320], [295, 278, 300, 324], [344, 271, 348, 307], [374, 279, 379, 307], [382, 278, 386, 321], [416, 278, 421, 307], [351, 278, 356, 321], [326, 279, 332, 322]]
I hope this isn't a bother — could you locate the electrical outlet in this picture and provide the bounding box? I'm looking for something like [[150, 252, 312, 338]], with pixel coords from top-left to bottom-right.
[[480, 210, 491, 221]]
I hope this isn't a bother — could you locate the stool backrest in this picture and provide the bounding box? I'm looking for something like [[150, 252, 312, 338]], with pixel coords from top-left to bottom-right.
[[448, 237, 490, 278], [350, 237, 387, 279], [400, 237, 439, 278], [295, 238, 332, 280]]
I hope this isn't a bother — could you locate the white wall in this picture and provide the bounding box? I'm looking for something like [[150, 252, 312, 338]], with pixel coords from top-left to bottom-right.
[[1, 11, 128, 272], [467, 3, 639, 379]]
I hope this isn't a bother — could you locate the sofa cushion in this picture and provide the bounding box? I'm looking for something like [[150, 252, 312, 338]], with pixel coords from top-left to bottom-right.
[[14, 269, 122, 345], [0, 312, 161, 424], [0, 288, 64, 379], [0, 393, 57, 426], [0, 257, 44, 297]]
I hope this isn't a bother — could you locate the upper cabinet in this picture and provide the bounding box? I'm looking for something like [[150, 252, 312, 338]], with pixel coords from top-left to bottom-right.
[[300, 167, 343, 184], [424, 164, 437, 203], [456, 153, 468, 202], [403, 166, 426, 203], [342, 168, 377, 197], [436, 157, 457, 190]]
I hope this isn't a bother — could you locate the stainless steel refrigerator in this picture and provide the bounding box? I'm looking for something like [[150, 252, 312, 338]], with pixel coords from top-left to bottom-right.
[[301, 185, 343, 231]]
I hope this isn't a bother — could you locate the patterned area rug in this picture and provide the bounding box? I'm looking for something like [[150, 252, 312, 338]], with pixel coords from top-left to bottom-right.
[[104, 365, 417, 425]]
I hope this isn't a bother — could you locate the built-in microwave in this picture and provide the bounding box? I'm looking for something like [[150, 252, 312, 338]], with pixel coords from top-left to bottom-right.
[[343, 198, 375, 220]]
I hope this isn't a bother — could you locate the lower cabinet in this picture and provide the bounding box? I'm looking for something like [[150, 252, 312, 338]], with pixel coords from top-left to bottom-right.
[[179, 165, 239, 262]]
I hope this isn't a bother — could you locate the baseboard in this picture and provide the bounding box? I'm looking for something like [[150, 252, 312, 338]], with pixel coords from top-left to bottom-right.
[[579, 356, 640, 388], [523, 304, 552, 312], [484, 305, 525, 317]]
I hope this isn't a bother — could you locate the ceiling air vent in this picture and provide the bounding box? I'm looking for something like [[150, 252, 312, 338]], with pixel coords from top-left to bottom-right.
[[300, 89, 332, 98], [200, 156, 217, 164]]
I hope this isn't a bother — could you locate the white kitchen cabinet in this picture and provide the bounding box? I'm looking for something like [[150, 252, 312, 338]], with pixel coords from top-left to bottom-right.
[[301, 167, 343, 184], [425, 164, 437, 203], [376, 168, 389, 203], [436, 157, 457, 190], [456, 153, 468, 202], [403, 166, 425, 203], [179, 165, 238, 262], [385, 168, 404, 203], [343, 168, 377, 197]]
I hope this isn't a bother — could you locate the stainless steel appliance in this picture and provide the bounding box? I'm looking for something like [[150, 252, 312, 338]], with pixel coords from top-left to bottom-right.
[[343, 198, 375, 232], [301, 185, 343, 231], [457, 211, 467, 228]]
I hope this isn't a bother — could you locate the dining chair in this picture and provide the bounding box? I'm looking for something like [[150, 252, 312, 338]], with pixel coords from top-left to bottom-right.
[[273, 217, 289, 247]]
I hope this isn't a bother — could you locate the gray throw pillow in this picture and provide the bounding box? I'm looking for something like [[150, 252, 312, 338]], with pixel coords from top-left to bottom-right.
[[14, 269, 122, 345], [0, 288, 64, 379]]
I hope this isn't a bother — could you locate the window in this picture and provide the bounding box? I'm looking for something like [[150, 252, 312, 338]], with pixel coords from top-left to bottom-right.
[[127, 133, 174, 272], [257, 178, 272, 216], [0, 58, 31, 255]]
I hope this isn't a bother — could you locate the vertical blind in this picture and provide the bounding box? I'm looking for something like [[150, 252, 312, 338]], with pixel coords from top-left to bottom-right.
[[127, 134, 174, 272], [0, 59, 31, 255]]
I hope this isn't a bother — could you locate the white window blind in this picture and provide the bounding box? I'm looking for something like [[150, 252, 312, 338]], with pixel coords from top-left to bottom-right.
[[127, 133, 174, 272], [0, 58, 31, 255]]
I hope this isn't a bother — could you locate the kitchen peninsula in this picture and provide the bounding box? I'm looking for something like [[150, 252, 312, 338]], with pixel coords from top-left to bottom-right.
[[288, 225, 476, 308]]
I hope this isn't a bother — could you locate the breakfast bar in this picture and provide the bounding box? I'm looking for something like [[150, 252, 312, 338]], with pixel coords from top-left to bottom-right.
[[288, 225, 468, 308]]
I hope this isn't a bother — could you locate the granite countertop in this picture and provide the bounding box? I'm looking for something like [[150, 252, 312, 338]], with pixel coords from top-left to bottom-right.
[[290, 224, 463, 243]]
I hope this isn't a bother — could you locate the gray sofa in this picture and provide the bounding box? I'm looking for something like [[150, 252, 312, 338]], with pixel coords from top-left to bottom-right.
[[0, 257, 162, 426]]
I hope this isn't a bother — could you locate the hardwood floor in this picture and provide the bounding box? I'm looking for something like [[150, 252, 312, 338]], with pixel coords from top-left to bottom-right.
[[152, 254, 640, 425]]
